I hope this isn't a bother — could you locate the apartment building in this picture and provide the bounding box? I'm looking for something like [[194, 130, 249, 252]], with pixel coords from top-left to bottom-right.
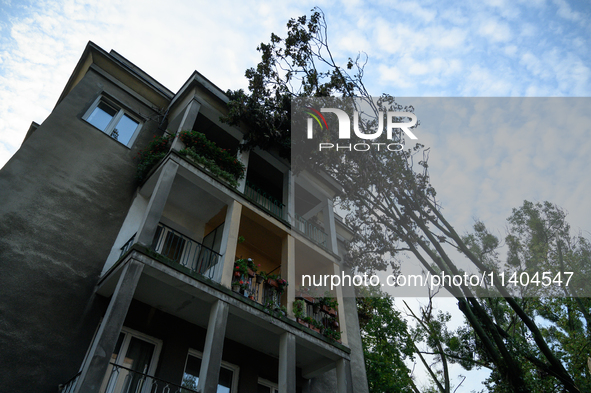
[[0, 42, 368, 393]]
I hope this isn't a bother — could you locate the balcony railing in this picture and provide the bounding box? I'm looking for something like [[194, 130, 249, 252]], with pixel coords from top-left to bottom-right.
[[232, 274, 282, 310], [119, 234, 136, 257], [58, 372, 80, 393], [294, 213, 328, 248], [101, 362, 198, 393], [244, 181, 285, 220], [150, 224, 222, 282]]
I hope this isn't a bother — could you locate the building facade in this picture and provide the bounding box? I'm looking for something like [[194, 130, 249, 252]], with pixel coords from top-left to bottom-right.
[[0, 42, 368, 393]]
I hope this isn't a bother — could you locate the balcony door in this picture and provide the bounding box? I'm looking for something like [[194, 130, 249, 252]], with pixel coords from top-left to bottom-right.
[[99, 327, 162, 393]]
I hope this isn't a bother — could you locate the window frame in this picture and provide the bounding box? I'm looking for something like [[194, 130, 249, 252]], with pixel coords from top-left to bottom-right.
[[89, 325, 162, 393], [257, 378, 279, 393], [182, 348, 240, 393], [83, 94, 143, 147]]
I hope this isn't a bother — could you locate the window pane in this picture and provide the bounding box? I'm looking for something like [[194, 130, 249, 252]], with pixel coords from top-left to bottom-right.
[[183, 355, 234, 393], [217, 367, 233, 393], [162, 231, 186, 261], [120, 337, 155, 393], [87, 101, 118, 131], [112, 114, 139, 145], [182, 355, 201, 391]]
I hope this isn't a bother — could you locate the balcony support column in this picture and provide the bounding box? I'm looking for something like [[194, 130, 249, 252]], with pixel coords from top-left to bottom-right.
[[136, 160, 179, 247], [219, 200, 242, 288], [323, 197, 339, 255], [198, 300, 229, 393], [333, 263, 348, 346], [336, 358, 354, 393], [281, 234, 295, 316], [283, 170, 294, 224], [170, 98, 201, 152], [74, 260, 144, 393], [236, 147, 250, 193], [278, 332, 296, 393]]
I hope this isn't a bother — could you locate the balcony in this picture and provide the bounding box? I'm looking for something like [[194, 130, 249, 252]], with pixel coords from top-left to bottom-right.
[[59, 363, 199, 393], [103, 363, 199, 393], [120, 223, 223, 283], [294, 214, 328, 249], [244, 181, 285, 221], [151, 224, 222, 281], [231, 273, 283, 312]]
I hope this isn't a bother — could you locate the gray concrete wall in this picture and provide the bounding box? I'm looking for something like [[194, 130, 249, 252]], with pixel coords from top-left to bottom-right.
[[0, 67, 165, 392]]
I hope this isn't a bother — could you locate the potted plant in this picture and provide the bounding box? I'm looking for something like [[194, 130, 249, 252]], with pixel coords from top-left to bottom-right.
[[233, 259, 248, 277], [246, 258, 258, 277], [305, 317, 323, 333], [237, 280, 250, 296], [303, 316, 320, 333], [266, 274, 288, 293], [275, 305, 287, 317], [256, 271, 266, 284], [266, 274, 279, 288], [293, 299, 306, 324], [321, 292, 338, 316], [331, 318, 339, 328], [323, 327, 341, 342], [275, 277, 288, 294], [234, 258, 259, 278]]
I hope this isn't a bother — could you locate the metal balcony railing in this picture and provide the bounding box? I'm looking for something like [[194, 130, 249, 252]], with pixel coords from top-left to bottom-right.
[[58, 372, 80, 393], [244, 181, 285, 220], [294, 213, 328, 248], [232, 274, 281, 310], [119, 234, 136, 258], [151, 224, 222, 282], [101, 362, 198, 393]]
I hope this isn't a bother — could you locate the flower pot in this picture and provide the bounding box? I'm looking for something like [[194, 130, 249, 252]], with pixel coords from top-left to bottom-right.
[[234, 271, 241, 278], [248, 295, 255, 301], [267, 278, 278, 288], [332, 320, 339, 328], [296, 318, 309, 328], [232, 285, 240, 292], [247, 268, 255, 278], [310, 326, 321, 333], [322, 305, 337, 316], [256, 275, 264, 284]]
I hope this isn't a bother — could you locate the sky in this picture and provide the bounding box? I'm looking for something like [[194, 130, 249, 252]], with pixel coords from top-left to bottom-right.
[[1, 0, 590, 391]]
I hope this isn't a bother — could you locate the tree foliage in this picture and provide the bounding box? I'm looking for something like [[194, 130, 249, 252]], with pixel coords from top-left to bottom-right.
[[221, 7, 368, 158], [225, 8, 588, 393], [357, 286, 418, 393]]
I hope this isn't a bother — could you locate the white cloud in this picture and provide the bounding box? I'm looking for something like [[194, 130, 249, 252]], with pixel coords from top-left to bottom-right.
[[553, 0, 584, 23], [1, 0, 590, 170], [478, 19, 512, 42]]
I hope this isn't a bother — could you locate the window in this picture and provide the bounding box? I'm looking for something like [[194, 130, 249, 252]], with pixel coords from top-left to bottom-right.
[[84, 96, 142, 146], [257, 378, 278, 393], [98, 327, 162, 393], [182, 349, 239, 393]]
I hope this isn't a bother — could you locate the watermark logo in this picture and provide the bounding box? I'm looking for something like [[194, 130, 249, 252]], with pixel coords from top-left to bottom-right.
[[305, 107, 329, 134], [305, 107, 418, 151]]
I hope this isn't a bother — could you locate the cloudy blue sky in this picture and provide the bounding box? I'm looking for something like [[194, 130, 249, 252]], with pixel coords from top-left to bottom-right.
[[1, 0, 590, 391], [1, 0, 590, 172]]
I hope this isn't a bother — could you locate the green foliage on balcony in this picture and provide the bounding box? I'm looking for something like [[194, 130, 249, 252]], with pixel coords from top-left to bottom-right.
[[136, 134, 173, 181], [179, 130, 246, 185]]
